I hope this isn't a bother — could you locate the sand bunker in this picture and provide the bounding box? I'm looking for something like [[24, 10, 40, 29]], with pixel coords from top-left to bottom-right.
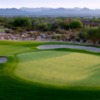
[[0, 56, 7, 63], [37, 45, 100, 52]]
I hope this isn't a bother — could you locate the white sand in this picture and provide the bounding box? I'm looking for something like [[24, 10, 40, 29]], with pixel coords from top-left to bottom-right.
[[0, 56, 7, 63], [37, 45, 100, 52]]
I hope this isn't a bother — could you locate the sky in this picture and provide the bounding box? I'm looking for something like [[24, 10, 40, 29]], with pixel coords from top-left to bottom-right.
[[0, 0, 100, 9]]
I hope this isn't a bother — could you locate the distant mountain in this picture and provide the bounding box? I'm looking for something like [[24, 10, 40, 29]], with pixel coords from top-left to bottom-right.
[[0, 8, 29, 16], [0, 7, 100, 17], [20, 7, 52, 12]]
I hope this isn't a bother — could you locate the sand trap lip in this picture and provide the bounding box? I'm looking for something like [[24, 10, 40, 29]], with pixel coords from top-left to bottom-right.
[[0, 56, 7, 63], [37, 45, 100, 52]]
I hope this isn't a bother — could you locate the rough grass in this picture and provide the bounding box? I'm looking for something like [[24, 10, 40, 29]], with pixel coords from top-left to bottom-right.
[[0, 40, 100, 100]]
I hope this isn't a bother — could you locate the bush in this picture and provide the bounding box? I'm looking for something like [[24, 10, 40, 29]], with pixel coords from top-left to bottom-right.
[[70, 20, 83, 29], [11, 17, 32, 28]]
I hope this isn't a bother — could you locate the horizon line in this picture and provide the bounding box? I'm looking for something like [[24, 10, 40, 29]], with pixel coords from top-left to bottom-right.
[[0, 7, 100, 10]]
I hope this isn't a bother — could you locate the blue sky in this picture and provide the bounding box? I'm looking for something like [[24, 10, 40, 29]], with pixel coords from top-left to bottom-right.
[[0, 0, 99, 9]]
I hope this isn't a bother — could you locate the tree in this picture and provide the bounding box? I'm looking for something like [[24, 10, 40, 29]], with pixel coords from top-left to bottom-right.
[[35, 22, 52, 31], [69, 20, 83, 29], [87, 28, 98, 44], [11, 17, 32, 28], [0, 17, 6, 26], [59, 19, 70, 30], [79, 29, 88, 40]]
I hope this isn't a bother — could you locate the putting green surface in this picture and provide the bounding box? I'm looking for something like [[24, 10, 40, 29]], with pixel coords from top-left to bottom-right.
[[14, 51, 100, 87]]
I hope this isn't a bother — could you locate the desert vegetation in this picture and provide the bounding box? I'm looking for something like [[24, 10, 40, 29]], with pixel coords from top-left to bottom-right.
[[0, 17, 100, 45]]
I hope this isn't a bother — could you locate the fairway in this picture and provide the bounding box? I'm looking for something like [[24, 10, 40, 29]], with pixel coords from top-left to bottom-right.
[[15, 51, 100, 87]]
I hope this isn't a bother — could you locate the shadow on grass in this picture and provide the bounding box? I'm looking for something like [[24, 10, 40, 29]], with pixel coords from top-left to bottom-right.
[[1, 78, 100, 100]]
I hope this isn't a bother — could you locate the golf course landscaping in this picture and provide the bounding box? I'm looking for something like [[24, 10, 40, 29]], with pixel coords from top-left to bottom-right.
[[0, 40, 100, 100]]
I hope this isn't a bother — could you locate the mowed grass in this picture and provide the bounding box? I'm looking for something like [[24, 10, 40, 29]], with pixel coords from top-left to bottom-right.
[[15, 51, 100, 88], [0, 40, 100, 100]]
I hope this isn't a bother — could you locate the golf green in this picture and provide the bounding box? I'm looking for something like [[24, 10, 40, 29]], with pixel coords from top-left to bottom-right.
[[14, 51, 100, 88]]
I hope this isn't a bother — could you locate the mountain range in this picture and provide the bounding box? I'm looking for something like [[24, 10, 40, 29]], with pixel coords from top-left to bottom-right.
[[0, 7, 100, 17]]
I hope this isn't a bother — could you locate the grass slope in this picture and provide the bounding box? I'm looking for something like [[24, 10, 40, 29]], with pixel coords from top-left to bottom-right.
[[0, 40, 100, 100]]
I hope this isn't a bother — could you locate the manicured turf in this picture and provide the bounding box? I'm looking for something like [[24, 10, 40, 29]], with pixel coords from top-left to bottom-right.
[[0, 40, 100, 100], [15, 51, 100, 87]]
